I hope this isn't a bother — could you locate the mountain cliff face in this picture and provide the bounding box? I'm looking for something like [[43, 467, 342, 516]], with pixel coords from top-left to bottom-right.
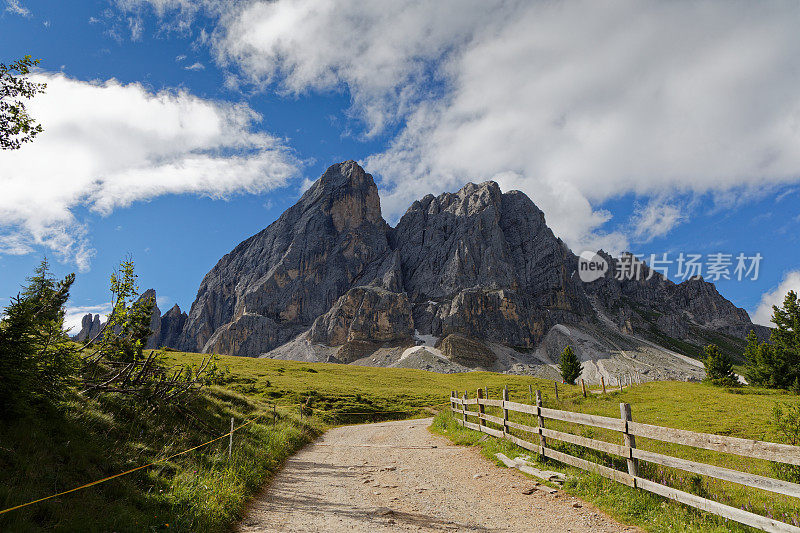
[[173, 160, 765, 380], [177, 161, 393, 356]]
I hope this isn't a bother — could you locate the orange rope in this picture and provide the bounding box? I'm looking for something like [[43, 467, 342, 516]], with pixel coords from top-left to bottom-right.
[[0, 419, 255, 516]]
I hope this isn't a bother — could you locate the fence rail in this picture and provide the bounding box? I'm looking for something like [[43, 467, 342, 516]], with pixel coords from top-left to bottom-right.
[[449, 389, 800, 533]]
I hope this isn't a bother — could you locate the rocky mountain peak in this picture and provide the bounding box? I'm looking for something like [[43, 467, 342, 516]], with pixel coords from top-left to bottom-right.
[[177, 160, 392, 355], [301, 160, 383, 232], [174, 159, 765, 370]]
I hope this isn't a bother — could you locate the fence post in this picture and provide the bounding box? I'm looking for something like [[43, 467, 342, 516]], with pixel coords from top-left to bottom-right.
[[536, 390, 547, 454], [463, 390, 468, 424], [620, 402, 639, 486], [581, 379, 587, 398], [601, 376, 606, 394], [477, 387, 485, 428], [228, 417, 234, 460], [528, 384, 533, 403], [501, 386, 509, 436], [554, 381, 559, 401]]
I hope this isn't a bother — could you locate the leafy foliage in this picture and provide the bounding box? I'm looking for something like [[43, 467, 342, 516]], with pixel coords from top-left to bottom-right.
[[81, 258, 224, 404], [771, 402, 800, 482], [559, 345, 583, 385], [94, 258, 155, 363], [744, 291, 800, 390], [702, 343, 738, 386], [1, 55, 46, 150], [0, 259, 78, 417]]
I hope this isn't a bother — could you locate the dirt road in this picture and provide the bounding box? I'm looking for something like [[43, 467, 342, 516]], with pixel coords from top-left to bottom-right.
[[236, 418, 637, 532]]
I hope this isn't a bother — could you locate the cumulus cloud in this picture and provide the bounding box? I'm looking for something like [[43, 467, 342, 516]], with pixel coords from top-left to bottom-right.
[[202, 0, 800, 252], [0, 73, 298, 271], [184, 61, 205, 71], [752, 271, 800, 327]]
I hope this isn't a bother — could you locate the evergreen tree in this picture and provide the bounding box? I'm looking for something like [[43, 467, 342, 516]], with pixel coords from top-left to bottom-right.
[[744, 291, 800, 389], [0, 259, 77, 416], [703, 343, 738, 386], [559, 345, 582, 385]]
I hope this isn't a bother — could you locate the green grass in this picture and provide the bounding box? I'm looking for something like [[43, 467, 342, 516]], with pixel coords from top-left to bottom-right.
[[163, 351, 588, 422], [3, 350, 799, 532], [432, 381, 800, 532], [0, 385, 321, 532]]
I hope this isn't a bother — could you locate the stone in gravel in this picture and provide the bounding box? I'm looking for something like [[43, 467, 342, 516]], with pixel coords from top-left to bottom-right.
[[374, 507, 394, 516], [521, 487, 536, 495], [382, 466, 397, 471], [473, 474, 482, 479], [573, 502, 582, 508]]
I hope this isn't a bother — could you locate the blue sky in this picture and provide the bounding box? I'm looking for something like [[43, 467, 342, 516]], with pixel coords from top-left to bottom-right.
[[1, 0, 799, 332]]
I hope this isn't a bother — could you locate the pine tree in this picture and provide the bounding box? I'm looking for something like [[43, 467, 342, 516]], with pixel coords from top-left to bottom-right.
[[0, 259, 77, 416], [559, 345, 582, 385], [744, 291, 800, 389], [703, 343, 738, 386]]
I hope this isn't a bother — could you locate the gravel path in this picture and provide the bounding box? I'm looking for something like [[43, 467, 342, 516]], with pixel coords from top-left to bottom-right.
[[236, 418, 639, 532]]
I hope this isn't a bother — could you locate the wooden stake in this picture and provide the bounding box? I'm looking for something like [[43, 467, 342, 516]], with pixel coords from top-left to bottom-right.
[[620, 403, 639, 485], [581, 379, 587, 398], [463, 390, 468, 424], [228, 417, 234, 460], [502, 387, 509, 436], [477, 387, 486, 427], [528, 383, 533, 403], [554, 381, 559, 401], [536, 390, 547, 452], [601, 376, 606, 394]]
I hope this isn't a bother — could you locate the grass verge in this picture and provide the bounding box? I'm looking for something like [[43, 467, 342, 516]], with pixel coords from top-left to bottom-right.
[[0, 385, 321, 532], [431, 379, 800, 533]]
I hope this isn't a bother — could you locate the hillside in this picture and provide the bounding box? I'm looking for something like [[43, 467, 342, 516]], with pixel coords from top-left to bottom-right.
[[3, 350, 799, 531]]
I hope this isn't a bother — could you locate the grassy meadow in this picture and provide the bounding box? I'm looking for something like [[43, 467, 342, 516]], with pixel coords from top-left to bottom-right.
[[433, 381, 800, 532], [2, 349, 799, 532]]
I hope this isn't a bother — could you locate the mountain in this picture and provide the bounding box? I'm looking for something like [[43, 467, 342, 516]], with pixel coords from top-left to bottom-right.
[[72, 289, 187, 350], [173, 160, 767, 382]]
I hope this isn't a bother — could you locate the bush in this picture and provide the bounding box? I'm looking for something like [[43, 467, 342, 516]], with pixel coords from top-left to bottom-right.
[[771, 402, 800, 482], [702, 343, 738, 387]]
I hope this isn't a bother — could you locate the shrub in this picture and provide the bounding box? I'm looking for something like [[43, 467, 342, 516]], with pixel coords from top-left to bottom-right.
[[771, 402, 800, 482], [702, 343, 738, 387]]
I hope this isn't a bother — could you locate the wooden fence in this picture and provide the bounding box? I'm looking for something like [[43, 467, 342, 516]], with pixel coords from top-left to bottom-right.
[[450, 389, 800, 533]]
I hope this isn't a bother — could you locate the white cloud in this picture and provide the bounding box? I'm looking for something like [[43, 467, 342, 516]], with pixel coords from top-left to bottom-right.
[[64, 303, 111, 334], [196, 0, 800, 252], [629, 199, 686, 243], [184, 61, 205, 71], [0, 73, 298, 271], [5, 0, 30, 16], [752, 271, 800, 327], [175, 54, 186, 62]]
